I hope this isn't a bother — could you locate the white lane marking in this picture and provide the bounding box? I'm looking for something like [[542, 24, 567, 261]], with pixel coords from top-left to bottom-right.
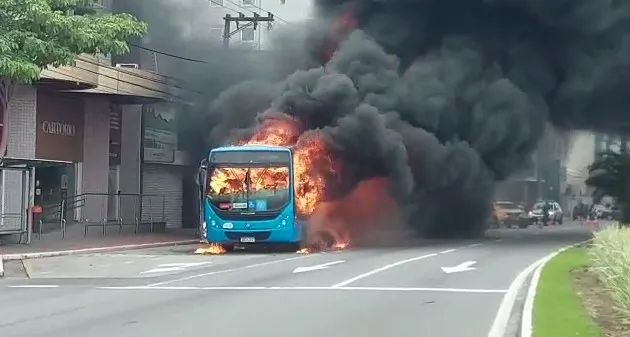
[[520, 241, 589, 337], [439, 248, 456, 254], [98, 285, 508, 293], [9, 285, 59, 288], [0, 257, 4, 277], [140, 262, 212, 274], [141, 267, 184, 274], [441, 261, 477, 274], [147, 254, 319, 287], [293, 260, 345, 273], [467, 243, 483, 248], [487, 240, 590, 337], [330, 253, 438, 287], [330, 242, 479, 288]]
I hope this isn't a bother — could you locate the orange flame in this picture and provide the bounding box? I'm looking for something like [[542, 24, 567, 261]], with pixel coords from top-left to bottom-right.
[[208, 167, 290, 198], [292, 132, 338, 217], [231, 112, 337, 218], [195, 243, 227, 255], [237, 112, 302, 146]]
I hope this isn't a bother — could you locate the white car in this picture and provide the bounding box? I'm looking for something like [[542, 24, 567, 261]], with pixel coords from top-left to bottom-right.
[[528, 201, 564, 225]]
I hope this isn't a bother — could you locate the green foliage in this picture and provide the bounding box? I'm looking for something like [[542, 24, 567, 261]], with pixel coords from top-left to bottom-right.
[[586, 149, 630, 222], [532, 248, 600, 337], [0, 0, 146, 83], [591, 227, 630, 320]]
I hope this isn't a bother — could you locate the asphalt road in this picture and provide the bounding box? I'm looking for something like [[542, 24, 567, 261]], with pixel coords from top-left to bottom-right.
[[0, 223, 592, 337]]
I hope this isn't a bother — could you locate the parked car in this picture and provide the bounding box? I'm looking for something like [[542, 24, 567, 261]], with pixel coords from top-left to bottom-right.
[[491, 201, 529, 228], [529, 200, 563, 225], [592, 204, 621, 220]]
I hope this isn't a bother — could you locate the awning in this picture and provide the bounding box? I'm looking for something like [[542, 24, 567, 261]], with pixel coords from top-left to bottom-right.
[[0, 157, 72, 167]]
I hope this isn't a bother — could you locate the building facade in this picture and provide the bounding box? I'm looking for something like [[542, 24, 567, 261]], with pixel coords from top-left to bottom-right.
[[0, 19, 182, 242], [494, 125, 569, 210], [565, 131, 597, 199]]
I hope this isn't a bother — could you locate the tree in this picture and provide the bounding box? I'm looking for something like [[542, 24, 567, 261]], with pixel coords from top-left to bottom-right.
[[586, 149, 630, 223], [0, 0, 146, 156]]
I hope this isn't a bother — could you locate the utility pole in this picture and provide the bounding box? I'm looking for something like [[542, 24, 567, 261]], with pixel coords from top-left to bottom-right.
[[223, 12, 274, 48]]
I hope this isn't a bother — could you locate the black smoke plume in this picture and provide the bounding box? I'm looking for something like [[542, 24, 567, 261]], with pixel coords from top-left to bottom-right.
[[172, 0, 630, 237]]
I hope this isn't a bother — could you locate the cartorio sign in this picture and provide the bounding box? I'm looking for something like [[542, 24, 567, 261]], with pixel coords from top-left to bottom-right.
[[36, 92, 84, 162], [41, 121, 77, 136]]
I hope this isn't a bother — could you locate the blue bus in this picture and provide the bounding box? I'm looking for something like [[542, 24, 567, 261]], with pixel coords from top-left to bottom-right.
[[197, 145, 303, 250]]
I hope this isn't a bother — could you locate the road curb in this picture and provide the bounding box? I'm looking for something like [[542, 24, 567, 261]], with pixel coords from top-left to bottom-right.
[[519, 240, 590, 337], [0, 239, 198, 262]]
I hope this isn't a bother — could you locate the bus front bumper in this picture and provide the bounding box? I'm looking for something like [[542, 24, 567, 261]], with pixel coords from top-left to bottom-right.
[[203, 226, 302, 244]]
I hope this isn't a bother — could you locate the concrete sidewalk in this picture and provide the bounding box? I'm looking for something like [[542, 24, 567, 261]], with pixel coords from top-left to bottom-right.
[[0, 224, 198, 262]]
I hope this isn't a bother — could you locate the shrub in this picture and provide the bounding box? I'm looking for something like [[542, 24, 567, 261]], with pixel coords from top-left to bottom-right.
[[589, 226, 630, 320]]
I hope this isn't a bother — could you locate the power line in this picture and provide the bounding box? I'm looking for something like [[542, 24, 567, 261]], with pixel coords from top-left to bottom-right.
[[223, 0, 290, 24], [129, 44, 208, 64], [76, 55, 202, 93], [126, 43, 273, 77], [118, 0, 290, 66]]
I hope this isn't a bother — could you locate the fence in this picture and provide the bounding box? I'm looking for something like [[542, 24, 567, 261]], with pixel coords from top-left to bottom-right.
[[36, 192, 167, 239], [0, 167, 33, 243]]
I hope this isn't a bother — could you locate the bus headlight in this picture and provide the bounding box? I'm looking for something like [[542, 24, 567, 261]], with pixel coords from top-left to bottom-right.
[[201, 222, 207, 237], [211, 220, 217, 228], [281, 219, 287, 226]]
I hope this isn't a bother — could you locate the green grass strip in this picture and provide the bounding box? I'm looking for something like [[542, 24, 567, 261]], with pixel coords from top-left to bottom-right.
[[532, 248, 601, 337]]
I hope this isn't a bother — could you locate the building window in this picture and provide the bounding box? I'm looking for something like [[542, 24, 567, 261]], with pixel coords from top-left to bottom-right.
[[242, 0, 254, 5], [210, 0, 223, 6], [241, 27, 255, 41]]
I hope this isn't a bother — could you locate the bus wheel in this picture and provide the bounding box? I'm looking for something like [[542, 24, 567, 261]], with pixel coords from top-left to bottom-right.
[[222, 244, 234, 252], [315, 231, 336, 248]]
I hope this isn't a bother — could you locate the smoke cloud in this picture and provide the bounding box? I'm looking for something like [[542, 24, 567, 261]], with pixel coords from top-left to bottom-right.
[[148, 0, 630, 238]]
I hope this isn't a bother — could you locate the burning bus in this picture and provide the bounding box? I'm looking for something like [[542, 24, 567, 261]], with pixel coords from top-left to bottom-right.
[[198, 145, 303, 252], [196, 112, 345, 254]]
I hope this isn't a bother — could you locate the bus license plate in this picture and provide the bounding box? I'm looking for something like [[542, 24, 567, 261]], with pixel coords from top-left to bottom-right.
[[240, 237, 255, 243]]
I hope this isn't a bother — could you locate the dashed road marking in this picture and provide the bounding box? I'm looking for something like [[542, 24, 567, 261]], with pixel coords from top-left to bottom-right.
[[98, 285, 507, 293], [9, 285, 59, 288]]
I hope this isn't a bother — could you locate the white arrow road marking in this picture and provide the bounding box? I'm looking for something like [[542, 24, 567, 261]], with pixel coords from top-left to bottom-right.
[[293, 260, 345, 273], [441, 261, 477, 274], [141, 262, 212, 274]]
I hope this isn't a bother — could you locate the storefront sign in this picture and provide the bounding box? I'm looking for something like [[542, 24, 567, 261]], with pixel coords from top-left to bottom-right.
[[36, 92, 84, 162], [142, 104, 177, 163], [41, 121, 76, 136], [109, 104, 122, 165]]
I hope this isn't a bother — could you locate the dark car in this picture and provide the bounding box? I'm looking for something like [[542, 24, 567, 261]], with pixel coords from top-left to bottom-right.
[[491, 201, 529, 228]]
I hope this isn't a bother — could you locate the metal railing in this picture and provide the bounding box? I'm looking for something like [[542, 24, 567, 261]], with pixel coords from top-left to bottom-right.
[[35, 192, 167, 239]]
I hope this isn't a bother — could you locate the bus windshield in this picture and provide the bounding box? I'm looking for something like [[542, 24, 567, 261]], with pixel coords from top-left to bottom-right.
[[207, 164, 290, 213]]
